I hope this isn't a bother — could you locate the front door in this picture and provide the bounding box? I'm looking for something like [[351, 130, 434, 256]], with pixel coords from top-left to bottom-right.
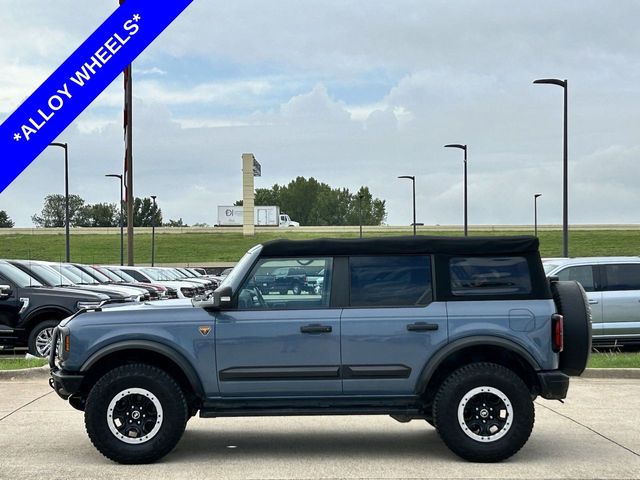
[[215, 257, 341, 396]]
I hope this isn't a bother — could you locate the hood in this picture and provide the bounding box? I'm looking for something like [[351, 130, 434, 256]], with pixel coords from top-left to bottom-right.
[[65, 284, 128, 300], [25, 286, 108, 301], [64, 298, 206, 328]]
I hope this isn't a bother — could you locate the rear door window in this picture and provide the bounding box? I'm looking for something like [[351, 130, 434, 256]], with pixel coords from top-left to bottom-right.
[[349, 256, 432, 307], [603, 264, 640, 291], [449, 256, 531, 296]]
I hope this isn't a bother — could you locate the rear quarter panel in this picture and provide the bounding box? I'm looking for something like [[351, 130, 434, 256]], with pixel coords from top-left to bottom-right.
[[446, 299, 558, 370]]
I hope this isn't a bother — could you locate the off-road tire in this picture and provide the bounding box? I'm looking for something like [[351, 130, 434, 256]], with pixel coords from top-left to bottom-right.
[[27, 320, 59, 357], [85, 363, 188, 464], [433, 362, 534, 462]]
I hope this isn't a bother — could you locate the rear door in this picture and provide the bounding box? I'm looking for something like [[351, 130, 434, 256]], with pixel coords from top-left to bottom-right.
[[340, 255, 448, 395], [215, 256, 341, 396], [600, 263, 640, 340], [555, 264, 603, 337]]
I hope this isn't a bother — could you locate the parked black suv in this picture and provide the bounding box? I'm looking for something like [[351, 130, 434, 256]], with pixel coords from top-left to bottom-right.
[[0, 260, 107, 356], [255, 266, 308, 295]]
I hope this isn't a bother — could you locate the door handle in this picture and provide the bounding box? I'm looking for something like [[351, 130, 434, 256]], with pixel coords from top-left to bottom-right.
[[588, 299, 599, 305], [407, 322, 439, 332], [300, 324, 332, 334]]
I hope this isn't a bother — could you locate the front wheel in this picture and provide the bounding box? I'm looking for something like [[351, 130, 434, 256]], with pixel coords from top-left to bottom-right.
[[27, 320, 59, 357], [433, 362, 534, 462], [84, 364, 188, 464]]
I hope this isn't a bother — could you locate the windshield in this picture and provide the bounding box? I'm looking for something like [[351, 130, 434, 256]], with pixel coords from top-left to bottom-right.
[[108, 268, 137, 283], [0, 262, 43, 287], [165, 269, 183, 280], [142, 268, 174, 281], [93, 267, 120, 282], [83, 266, 111, 283], [219, 245, 261, 291], [29, 263, 73, 287], [47, 264, 83, 284], [543, 263, 560, 274]]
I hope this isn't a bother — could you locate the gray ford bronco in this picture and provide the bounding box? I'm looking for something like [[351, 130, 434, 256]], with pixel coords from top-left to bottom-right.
[[49, 236, 591, 464]]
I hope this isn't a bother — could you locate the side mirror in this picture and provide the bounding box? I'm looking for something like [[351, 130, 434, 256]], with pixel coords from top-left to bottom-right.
[[0, 284, 12, 300], [192, 286, 233, 310]]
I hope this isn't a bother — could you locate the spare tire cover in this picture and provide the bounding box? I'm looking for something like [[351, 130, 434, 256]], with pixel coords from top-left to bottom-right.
[[551, 280, 592, 376]]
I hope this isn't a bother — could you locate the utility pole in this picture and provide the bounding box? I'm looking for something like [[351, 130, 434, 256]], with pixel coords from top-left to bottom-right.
[[120, 0, 134, 265]]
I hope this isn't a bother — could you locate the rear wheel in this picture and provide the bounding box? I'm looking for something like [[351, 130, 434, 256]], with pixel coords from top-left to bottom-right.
[[85, 364, 188, 464], [433, 362, 534, 462]]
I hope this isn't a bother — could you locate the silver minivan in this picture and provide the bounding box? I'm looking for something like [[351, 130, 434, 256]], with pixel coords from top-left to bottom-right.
[[543, 257, 640, 345]]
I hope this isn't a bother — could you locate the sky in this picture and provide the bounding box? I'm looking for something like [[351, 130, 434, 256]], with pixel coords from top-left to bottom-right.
[[1, 1, 639, 227]]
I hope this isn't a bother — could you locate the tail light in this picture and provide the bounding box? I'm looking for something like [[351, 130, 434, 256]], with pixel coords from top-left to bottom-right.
[[552, 314, 564, 353]]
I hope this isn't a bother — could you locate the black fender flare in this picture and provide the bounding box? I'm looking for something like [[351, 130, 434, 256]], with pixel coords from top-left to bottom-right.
[[415, 335, 542, 395], [23, 306, 73, 329], [80, 340, 205, 397]]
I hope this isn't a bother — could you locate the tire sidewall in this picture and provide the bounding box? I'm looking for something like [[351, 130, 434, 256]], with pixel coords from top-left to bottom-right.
[[552, 281, 592, 376], [434, 364, 534, 462], [85, 365, 187, 464]]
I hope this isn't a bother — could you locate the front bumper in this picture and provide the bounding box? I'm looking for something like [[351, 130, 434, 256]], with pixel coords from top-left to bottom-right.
[[537, 370, 570, 400], [48, 326, 84, 400], [49, 368, 84, 400]]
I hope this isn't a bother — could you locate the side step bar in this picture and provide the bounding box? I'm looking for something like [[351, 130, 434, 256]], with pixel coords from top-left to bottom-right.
[[200, 406, 424, 418]]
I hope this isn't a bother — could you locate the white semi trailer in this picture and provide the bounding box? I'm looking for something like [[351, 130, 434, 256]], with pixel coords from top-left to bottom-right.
[[217, 206, 299, 227]]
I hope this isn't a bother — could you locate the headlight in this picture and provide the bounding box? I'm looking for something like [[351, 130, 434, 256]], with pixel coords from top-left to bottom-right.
[[180, 287, 195, 298], [76, 301, 101, 310]]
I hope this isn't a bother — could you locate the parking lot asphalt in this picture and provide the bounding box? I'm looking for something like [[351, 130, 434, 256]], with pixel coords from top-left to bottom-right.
[[0, 377, 638, 480]]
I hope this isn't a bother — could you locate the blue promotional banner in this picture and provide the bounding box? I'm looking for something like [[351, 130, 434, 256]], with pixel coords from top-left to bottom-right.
[[0, 0, 193, 193]]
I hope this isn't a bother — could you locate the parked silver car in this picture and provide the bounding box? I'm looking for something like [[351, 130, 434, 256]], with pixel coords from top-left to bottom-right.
[[543, 257, 640, 346]]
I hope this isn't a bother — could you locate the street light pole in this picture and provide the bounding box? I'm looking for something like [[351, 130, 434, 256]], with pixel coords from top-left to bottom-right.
[[358, 193, 363, 238], [49, 142, 70, 261], [534, 78, 568, 256], [534, 193, 542, 237], [105, 174, 124, 265], [444, 144, 468, 236], [151, 195, 157, 267], [398, 175, 416, 236]]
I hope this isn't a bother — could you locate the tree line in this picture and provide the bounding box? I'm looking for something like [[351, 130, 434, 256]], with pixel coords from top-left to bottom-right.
[[235, 176, 387, 226], [2, 178, 387, 228], [30, 194, 185, 228]]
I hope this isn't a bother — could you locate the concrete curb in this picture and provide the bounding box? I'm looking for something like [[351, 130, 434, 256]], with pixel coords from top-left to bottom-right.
[[0, 364, 50, 381], [1, 365, 639, 381], [580, 368, 640, 379]]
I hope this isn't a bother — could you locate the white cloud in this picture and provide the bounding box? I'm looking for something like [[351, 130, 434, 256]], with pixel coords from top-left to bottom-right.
[[1, 1, 640, 229]]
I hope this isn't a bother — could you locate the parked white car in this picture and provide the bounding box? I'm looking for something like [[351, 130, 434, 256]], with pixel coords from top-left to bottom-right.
[[118, 266, 204, 299]]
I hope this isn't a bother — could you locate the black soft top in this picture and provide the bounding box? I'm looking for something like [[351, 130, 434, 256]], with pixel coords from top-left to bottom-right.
[[260, 235, 539, 257]]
